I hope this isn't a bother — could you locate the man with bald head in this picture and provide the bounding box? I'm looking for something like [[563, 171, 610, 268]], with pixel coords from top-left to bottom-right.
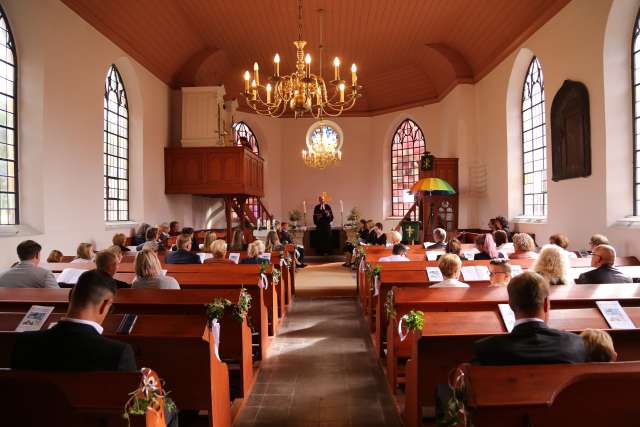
[[576, 244, 632, 284]]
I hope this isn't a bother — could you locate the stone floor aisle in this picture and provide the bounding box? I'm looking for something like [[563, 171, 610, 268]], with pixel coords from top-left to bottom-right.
[[233, 263, 402, 427]]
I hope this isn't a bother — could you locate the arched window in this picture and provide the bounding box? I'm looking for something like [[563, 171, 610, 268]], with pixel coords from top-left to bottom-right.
[[0, 7, 17, 225], [104, 65, 129, 222], [522, 57, 547, 217], [232, 121, 260, 219], [391, 119, 425, 219], [633, 11, 640, 214]]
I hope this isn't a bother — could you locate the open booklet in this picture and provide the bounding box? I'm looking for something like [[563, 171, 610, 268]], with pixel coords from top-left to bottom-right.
[[498, 304, 516, 332], [425, 251, 440, 261], [461, 265, 490, 281], [462, 251, 475, 260], [426, 267, 444, 282], [228, 253, 241, 264], [16, 305, 55, 332], [56, 268, 88, 285], [197, 252, 213, 263], [596, 301, 636, 329]]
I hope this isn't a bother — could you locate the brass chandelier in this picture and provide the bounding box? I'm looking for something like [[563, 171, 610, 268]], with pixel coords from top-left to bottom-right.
[[241, 0, 362, 118], [302, 120, 343, 169]]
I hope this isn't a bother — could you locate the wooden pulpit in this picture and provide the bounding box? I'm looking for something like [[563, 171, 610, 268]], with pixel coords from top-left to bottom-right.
[[420, 158, 458, 240]]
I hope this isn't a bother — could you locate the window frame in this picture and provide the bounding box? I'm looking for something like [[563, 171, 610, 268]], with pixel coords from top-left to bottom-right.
[[103, 64, 130, 222], [633, 9, 640, 215], [0, 4, 18, 226], [390, 119, 425, 220], [521, 56, 547, 218], [232, 121, 261, 219]]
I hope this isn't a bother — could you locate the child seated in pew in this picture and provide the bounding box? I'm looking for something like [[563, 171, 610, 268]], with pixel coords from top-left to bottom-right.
[[132, 249, 180, 289], [378, 243, 409, 262], [580, 329, 617, 362], [488, 258, 512, 287], [436, 238, 463, 261], [71, 242, 94, 263], [431, 254, 469, 288], [46, 249, 63, 263]]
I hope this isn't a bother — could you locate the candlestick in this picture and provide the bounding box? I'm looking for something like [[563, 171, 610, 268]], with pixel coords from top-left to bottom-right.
[[333, 57, 340, 80], [340, 200, 344, 213], [302, 200, 307, 214], [274, 53, 280, 77], [339, 83, 345, 102], [266, 83, 272, 104], [253, 62, 260, 86], [351, 63, 357, 86], [305, 54, 311, 78], [244, 71, 250, 92]]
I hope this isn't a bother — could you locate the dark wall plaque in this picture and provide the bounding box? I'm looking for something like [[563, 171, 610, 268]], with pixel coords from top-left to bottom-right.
[[551, 80, 591, 181]]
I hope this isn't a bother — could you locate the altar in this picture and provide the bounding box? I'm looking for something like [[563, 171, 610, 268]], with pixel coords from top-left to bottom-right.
[[290, 226, 348, 256]]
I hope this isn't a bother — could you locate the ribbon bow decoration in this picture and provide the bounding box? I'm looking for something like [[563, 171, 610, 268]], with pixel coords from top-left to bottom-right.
[[258, 272, 269, 290], [398, 314, 410, 342]]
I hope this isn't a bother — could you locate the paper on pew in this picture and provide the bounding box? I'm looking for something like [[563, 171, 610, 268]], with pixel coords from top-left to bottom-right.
[[126, 246, 138, 252], [228, 253, 240, 264], [617, 266, 640, 279], [259, 252, 272, 261], [510, 264, 524, 277], [463, 251, 475, 260], [426, 267, 444, 282], [596, 301, 636, 329], [56, 268, 88, 284], [16, 305, 55, 332], [425, 251, 439, 261], [498, 304, 516, 333], [461, 265, 490, 281], [197, 252, 213, 263], [423, 241, 435, 249]]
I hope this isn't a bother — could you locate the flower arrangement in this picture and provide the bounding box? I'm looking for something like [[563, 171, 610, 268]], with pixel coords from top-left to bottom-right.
[[437, 368, 470, 426], [288, 209, 302, 222], [346, 206, 361, 224], [123, 368, 176, 426], [272, 267, 281, 286], [403, 310, 424, 332], [205, 298, 232, 323], [234, 288, 252, 323]]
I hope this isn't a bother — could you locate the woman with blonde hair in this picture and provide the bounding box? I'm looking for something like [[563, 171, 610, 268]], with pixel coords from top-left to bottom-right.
[[204, 239, 233, 264], [531, 244, 572, 286], [46, 250, 63, 263], [71, 243, 94, 263], [265, 230, 284, 252], [112, 233, 131, 252], [509, 233, 538, 260], [388, 230, 402, 245], [201, 231, 218, 253], [240, 241, 269, 264], [132, 249, 180, 289]]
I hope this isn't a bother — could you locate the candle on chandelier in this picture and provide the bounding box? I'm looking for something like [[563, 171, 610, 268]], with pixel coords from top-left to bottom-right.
[[253, 62, 260, 86], [340, 200, 344, 213], [305, 54, 311, 78], [266, 83, 272, 104], [339, 83, 345, 102], [244, 70, 251, 92], [303, 200, 307, 214], [337, 149, 342, 160], [333, 57, 341, 81], [251, 80, 257, 100], [274, 54, 280, 77], [351, 64, 357, 86]]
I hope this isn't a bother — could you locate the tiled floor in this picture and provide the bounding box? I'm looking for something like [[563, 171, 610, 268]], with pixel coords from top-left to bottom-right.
[[233, 263, 402, 427]]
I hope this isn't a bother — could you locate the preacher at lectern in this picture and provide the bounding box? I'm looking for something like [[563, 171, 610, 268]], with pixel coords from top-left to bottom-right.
[[313, 194, 334, 255]]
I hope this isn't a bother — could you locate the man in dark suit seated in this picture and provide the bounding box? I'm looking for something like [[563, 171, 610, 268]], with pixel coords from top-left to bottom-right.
[[11, 270, 135, 371], [428, 228, 447, 250], [165, 234, 201, 264], [95, 250, 129, 289], [474, 271, 587, 364], [575, 244, 632, 284]]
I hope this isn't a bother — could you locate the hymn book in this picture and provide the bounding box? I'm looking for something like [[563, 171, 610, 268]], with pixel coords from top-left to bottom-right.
[[498, 304, 516, 333], [56, 268, 87, 285], [259, 252, 272, 261], [426, 267, 444, 282], [198, 252, 213, 263], [463, 251, 475, 260], [228, 253, 241, 264], [16, 305, 55, 332], [510, 265, 524, 277], [425, 251, 439, 261], [596, 301, 636, 329], [461, 265, 491, 281]]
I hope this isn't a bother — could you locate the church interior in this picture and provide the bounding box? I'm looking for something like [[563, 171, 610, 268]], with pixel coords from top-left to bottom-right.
[[1, 0, 640, 426]]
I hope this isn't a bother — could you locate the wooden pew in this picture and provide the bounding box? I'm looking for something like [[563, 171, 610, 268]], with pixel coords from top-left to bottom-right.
[[386, 284, 640, 392], [0, 370, 151, 426], [368, 257, 640, 358], [402, 306, 640, 427], [0, 287, 255, 400], [459, 362, 640, 426], [0, 312, 232, 427]]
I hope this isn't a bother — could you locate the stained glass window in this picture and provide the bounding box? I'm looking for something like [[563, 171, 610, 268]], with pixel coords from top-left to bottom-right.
[[233, 121, 260, 219], [633, 11, 640, 214], [0, 6, 17, 225], [391, 119, 425, 219], [522, 57, 547, 217], [104, 65, 129, 222]]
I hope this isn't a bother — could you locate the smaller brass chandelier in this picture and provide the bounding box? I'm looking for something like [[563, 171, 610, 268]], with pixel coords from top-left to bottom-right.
[[241, 0, 361, 118], [302, 120, 343, 169]]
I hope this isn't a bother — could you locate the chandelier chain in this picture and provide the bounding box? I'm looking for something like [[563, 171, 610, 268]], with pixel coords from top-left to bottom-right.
[[297, 0, 303, 41]]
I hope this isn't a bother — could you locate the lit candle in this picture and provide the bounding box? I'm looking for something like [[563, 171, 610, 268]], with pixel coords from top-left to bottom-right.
[[244, 70, 251, 92], [303, 200, 307, 214], [333, 57, 341, 81], [253, 62, 260, 86], [266, 83, 272, 104], [337, 149, 342, 160], [339, 83, 345, 102], [305, 54, 311, 78], [340, 200, 344, 213], [351, 63, 357, 86], [274, 53, 280, 77]]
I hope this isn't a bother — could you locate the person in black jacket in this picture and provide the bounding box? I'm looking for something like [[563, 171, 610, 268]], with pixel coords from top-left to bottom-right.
[[11, 270, 136, 371], [576, 244, 632, 284], [165, 234, 201, 264], [473, 271, 587, 365], [428, 228, 447, 250], [313, 195, 334, 255], [368, 222, 387, 246], [279, 222, 306, 267]]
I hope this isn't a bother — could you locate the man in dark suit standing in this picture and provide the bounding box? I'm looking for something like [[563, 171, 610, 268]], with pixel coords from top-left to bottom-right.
[[313, 195, 334, 255], [165, 234, 201, 264], [576, 244, 632, 284], [473, 271, 587, 364], [11, 270, 136, 371]]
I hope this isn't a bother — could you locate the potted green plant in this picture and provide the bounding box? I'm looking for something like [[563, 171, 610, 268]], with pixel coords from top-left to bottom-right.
[[346, 206, 361, 226], [288, 209, 302, 228]]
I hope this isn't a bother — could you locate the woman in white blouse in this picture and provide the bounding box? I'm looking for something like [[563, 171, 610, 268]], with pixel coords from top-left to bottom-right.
[[132, 249, 180, 289], [430, 253, 469, 288]]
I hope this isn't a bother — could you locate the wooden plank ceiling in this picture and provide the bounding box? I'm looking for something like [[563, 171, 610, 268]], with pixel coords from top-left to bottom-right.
[[61, 0, 571, 116]]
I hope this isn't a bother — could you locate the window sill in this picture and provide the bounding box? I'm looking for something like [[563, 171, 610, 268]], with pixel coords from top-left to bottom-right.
[[105, 221, 138, 231], [511, 216, 548, 225], [0, 224, 42, 238], [613, 217, 640, 229], [386, 217, 405, 221]]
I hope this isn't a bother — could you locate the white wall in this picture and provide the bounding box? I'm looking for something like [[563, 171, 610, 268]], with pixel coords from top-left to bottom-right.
[[0, 0, 186, 266]]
